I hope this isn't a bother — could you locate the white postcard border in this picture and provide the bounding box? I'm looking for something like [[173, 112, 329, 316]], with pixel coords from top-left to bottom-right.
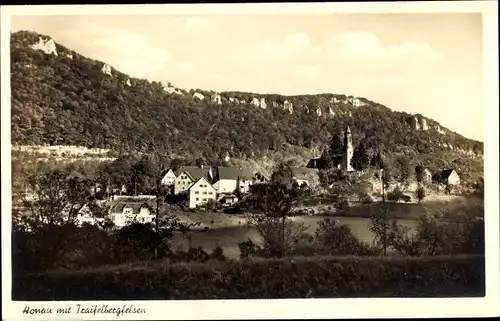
[[1, 2, 499, 320]]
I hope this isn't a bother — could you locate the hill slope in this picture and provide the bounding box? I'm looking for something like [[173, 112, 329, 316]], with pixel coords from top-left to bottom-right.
[[9, 30, 484, 183]]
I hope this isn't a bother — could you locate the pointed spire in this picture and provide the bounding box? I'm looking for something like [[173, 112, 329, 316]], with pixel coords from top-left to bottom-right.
[[345, 126, 351, 135]]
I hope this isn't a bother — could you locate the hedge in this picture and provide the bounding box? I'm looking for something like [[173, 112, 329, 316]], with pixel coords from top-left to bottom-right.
[[12, 254, 484, 300]]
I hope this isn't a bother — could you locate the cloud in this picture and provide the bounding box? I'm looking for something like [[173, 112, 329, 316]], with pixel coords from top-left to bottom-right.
[[330, 30, 442, 63], [84, 23, 171, 78]]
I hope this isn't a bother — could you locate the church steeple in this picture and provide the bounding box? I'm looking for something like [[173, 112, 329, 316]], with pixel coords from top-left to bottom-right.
[[341, 126, 354, 172]]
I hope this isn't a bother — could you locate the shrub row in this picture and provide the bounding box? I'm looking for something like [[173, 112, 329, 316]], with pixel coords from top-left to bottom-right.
[[12, 254, 484, 300]]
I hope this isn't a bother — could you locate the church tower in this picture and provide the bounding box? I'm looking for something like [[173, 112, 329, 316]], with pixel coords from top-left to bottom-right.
[[341, 126, 354, 172]]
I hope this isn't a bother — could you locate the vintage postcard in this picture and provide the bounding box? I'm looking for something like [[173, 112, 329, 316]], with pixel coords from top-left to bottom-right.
[[1, 1, 499, 320]]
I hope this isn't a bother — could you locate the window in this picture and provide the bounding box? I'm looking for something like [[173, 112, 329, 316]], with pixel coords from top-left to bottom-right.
[[196, 198, 199, 201], [202, 191, 207, 195], [208, 192, 213, 195], [195, 191, 199, 194], [203, 198, 207, 201]]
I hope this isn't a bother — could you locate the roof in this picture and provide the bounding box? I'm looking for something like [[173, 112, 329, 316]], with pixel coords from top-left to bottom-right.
[[216, 167, 254, 181], [306, 158, 321, 168], [111, 202, 149, 214], [218, 194, 238, 201], [161, 168, 176, 177], [175, 166, 211, 181], [291, 167, 319, 180], [188, 177, 216, 191], [440, 169, 456, 179]]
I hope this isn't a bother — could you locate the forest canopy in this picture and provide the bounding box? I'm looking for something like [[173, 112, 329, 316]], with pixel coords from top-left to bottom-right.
[[10, 30, 483, 180]]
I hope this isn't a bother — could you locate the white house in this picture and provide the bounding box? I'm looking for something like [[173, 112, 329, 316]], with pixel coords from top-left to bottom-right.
[[213, 167, 239, 195], [439, 169, 460, 186], [109, 202, 153, 228], [61, 203, 105, 227], [237, 171, 255, 194], [218, 194, 239, 207], [187, 177, 217, 208], [212, 167, 254, 195], [161, 169, 177, 186]]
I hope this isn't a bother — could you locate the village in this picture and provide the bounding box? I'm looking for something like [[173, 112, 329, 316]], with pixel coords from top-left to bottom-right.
[[73, 126, 463, 229]]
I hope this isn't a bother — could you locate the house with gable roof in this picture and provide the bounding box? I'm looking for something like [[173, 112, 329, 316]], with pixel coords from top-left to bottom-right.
[[160, 168, 177, 186], [438, 169, 460, 186], [272, 166, 319, 189], [212, 167, 255, 195], [109, 202, 153, 227], [187, 177, 217, 208], [173, 165, 213, 195], [291, 167, 319, 187]]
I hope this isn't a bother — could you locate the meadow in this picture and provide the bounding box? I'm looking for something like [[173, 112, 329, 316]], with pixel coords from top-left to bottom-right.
[[13, 254, 485, 300]]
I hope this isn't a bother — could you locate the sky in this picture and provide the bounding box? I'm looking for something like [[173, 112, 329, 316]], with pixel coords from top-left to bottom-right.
[[11, 13, 484, 141]]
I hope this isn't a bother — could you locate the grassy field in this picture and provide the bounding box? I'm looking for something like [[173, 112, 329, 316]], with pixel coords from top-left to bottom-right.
[[12, 254, 485, 300]]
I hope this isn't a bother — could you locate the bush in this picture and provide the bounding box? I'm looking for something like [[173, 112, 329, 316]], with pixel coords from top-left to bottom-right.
[[210, 246, 226, 261], [238, 238, 262, 259], [401, 194, 412, 203], [414, 186, 426, 203], [12, 224, 115, 272], [12, 255, 485, 300], [388, 203, 484, 256], [245, 215, 311, 258], [315, 218, 378, 256], [113, 223, 169, 262], [387, 186, 405, 202], [360, 193, 374, 204]]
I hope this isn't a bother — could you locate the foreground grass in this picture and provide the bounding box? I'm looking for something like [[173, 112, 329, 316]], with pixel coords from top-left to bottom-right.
[[13, 254, 484, 300]]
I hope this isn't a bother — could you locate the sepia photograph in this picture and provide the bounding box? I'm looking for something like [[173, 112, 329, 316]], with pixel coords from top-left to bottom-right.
[[1, 2, 499, 320]]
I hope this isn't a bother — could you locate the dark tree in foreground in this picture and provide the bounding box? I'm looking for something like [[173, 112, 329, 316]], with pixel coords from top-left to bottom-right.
[[246, 165, 303, 257], [12, 167, 104, 270]]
